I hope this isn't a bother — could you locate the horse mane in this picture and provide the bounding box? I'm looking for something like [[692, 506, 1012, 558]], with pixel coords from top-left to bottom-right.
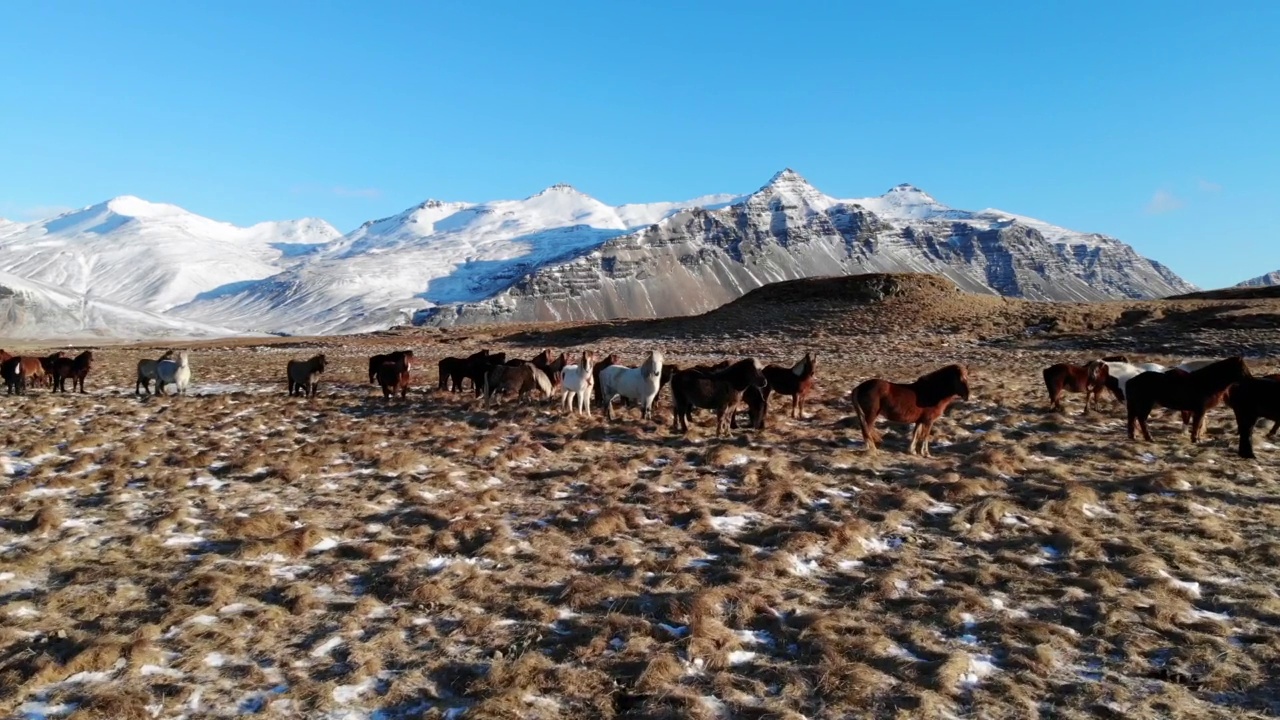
[[914, 364, 968, 403]]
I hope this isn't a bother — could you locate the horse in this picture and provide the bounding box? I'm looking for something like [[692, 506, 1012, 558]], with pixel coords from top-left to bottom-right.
[[38, 352, 65, 389], [155, 351, 192, 396], [376, 363, 411, 399], [287, 354, 327, 397], [559, 351, 595, 415], [467, 352, 506, 397], [4, 355, 55, 395], [506, 349, 551, 368], [1225, 375, 1280, 458], [851, 364, 971, 457], [51, 351, 94, 393], [741, 353, 818, 429], [1102, 361, 1168, 403], [598, 350, 665, 421], [671, 358, 769, 437], [540, 352, 569, 388], [135, 350, 176, 395], [369, 350, 413, 384], [1125, 357, 1250, 443], [1, 355, 23, 395], [439, 357, 467, 391], [1042, 360, 1109, 414], [483, 364, 555, 408], [592, 353, 621, 406]]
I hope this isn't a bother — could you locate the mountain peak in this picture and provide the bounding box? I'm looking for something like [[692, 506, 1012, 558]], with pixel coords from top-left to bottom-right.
[[764, 168, 810, 188], [530, 183, 583, 198], [882, 183, 939, 204], [101, 195, 184, 218]]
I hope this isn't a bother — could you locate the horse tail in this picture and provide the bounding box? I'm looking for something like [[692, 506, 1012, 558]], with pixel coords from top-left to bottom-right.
[[483, 370, 493, 407]]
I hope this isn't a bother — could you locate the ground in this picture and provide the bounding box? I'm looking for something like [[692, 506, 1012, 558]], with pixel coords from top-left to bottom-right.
[[4, 280, 1280, 719]]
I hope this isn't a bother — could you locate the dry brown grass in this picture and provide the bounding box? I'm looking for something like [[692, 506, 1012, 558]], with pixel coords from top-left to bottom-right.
[[1, 328, 1279, 719]]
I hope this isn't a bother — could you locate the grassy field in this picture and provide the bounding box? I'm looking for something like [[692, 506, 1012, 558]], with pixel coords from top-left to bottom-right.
[[3, 319, 1280, 719]]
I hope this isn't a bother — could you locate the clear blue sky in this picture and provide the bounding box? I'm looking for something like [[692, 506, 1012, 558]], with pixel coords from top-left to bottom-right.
[[2, 1, 1277, 288]]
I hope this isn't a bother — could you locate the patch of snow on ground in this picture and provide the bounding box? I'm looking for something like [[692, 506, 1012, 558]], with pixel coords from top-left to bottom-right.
[[1158, 570, 1202, 598]]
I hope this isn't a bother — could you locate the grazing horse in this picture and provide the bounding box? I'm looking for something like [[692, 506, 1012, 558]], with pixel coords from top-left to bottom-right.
[[1125, 357, 1250, 443], [741, 353, 818, 429], [484, 364, 555, 408], [671, 358, 769, 437], [598, 350, 665, 421], [467, 352, 506, 397], [1225, 375, 1280, 459], [51, 351, 94, 393], [287, 354, 327, 397], [851, 364, 971, 457], [559, 351, 595, 415], [1042, 360, 1109, 414], [1102, 361, 1168, 403], [135, 350, 175, 395], [376, 363, 411, 399], [155, 351, 192, 396], [592, 353, 621, 406], [369, 350, 413, 384]]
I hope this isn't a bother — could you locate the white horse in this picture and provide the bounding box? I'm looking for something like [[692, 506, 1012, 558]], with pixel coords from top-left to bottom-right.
[[560, 351, 595, 415], [599, 349, 664, 420], [1104, 360, 1167, 401], [155, 351, 191, 396], [1176, 359, 1219, 373]]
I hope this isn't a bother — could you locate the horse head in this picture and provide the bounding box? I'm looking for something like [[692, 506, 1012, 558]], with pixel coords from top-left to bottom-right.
[[643, 350, 664, 379], [954, 365, 972, 400], [1085, 360, 1108, 387], [315, 354, 327, 372]]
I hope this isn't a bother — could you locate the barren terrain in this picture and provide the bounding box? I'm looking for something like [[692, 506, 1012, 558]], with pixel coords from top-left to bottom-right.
[[4, 276, 1280, 719]]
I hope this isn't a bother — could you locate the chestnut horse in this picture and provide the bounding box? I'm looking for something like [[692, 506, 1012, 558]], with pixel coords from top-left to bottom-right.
[[1042, 360, 1109, 414], [484, 364, 555, 408], [851, 364, 971, 457], [1226, 375, 1280, 459], [369, 350, 413, 384], [670, 358, 768, 437], [51, 351, 94, 393], [1125, 357, 1250, 443], [741, 353, 818, 429], [287, 354, 327, 397]]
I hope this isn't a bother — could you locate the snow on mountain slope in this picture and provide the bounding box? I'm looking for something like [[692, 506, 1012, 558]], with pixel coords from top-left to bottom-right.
[[171, 186, 738, 335], [0, 197, 341, 312], [1237, 270, 1280, 287], [422, 169, 1195, 327], [0, 270, 248, 341]]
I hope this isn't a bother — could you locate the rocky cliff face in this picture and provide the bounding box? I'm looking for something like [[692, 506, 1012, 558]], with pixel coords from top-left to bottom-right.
[[419, 170, 1194, 327], [1237, 270, 1280, 287]]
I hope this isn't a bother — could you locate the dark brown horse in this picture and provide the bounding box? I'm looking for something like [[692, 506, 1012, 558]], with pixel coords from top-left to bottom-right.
[[1, 355, 20, 395], [438, 357, 466, 391], [741, 353, 818, 429], [1126, 357, 1250, 443], [466, 351, 506, 397], [1043, 360, 1109, 414], [592, 353, 621, 406], [852, 364, 971, 457], [369, 350, 413, 384], [287, 354, 327, 397], [670, 358, 768, 437], [376, 364, 411, 399], [4, 354, 60, 395], [1225, 375, 1280, 458], [483, 364, 555, 408], [51, 351, 94, 393]]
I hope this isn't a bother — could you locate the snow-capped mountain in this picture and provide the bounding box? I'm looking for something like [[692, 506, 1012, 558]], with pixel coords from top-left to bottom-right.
[[0, 196, 341, 313], [1237, 270, 1280, 287], [1, 171, 1196, 338], [169, 187, 742, 335], [421, 170, 1194, 326], [0, 270, 246, 341]]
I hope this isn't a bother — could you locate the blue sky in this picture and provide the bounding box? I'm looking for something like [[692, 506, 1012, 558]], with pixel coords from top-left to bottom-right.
[[2, 1, 1277, 288]]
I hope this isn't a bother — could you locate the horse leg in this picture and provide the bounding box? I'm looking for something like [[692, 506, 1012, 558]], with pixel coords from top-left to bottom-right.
[[1190, 411, 1206, 444], [919, 419, 937, 458], [1268, 420, 1280, 439]]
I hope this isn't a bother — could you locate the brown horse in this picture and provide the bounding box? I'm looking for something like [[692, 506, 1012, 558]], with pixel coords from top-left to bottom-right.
[[287, 354, 327, 397], [51, 351, 94, 393], [852, 364, 971, 457], [741, 353, 818, 429], [483, 364, 555, 408], [1042, 360, 1109, 414], [670, 358, 768, 437], [1125, 357, 1250, 443], [1, 355, 21, 395], [369, 350, 413, 384], [438, 357, 467, 391], [376, 364, 411, 399], [135, 350, 176, 395], [466, 351, 505, 397], [592, 353, 621, 406], [4, 354, 59, 395], [1225, 376, 1280, 458]]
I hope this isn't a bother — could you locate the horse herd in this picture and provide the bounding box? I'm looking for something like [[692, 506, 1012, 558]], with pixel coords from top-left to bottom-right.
[[4, 344, 1280, 460]]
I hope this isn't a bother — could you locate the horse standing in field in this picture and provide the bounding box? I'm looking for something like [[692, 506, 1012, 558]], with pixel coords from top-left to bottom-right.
[[671, 358, 769, 437], [3, 355, 57, 395], [483, 364, 555, 408], [741, 353, 818, 429], [135, 350, 176, 395], [559, 351, 595, 415], [1125, 357, 1250, 443], [1102, 360, 1168, 403], [592, 353, 621, 407], [1225, 375, 1280, 458], [287, 354, 327, 397], [599, 350, 665, 421], [155, 351, 192, 396], [51, 351, 94, 393], [851, 364, 971, 457], [439, 357, 467, 391], [2, 355, 23, 395], [369, 350, 413, 384], [1042, 360, 1109, 414], [467, 351, 505, 397], [376, 363, 411, 399]]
